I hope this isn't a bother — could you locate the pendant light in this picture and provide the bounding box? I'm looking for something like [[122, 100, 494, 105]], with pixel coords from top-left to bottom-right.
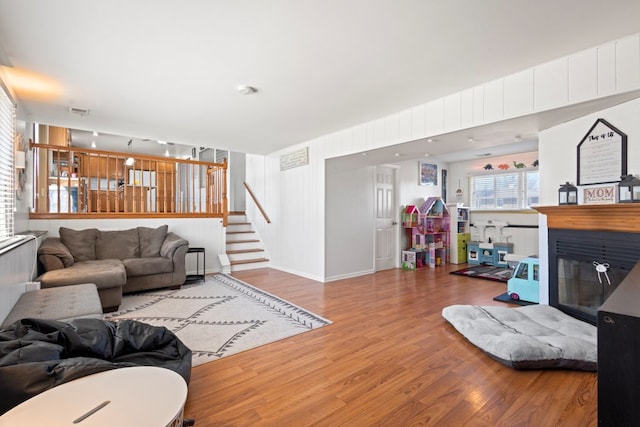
[[125, 139, 135, 166]]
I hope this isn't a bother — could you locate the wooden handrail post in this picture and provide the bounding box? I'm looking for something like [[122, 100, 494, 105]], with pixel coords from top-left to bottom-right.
[[243, 182, 271, 224]]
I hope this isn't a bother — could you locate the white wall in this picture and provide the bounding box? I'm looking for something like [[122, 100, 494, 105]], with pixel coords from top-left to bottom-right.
[[325, 166, 375, 281], [537, 96, 640, 304], [0, 237, 39, 324], [28, 217, 225, 276], [398, 158, 444, 207], [229, 151, 246, 212], [247, 33, 640, 282], [245, 143, 325, 281], [538, 99, 640, 205]]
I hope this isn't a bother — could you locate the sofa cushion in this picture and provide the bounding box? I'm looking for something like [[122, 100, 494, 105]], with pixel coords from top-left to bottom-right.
[[0, 284, 103, 329], [59, 227, 98, 262], [38, 237, 74, 268], [96, 228, 140, 260], [123, 257, 174, 277], [40, 260, 127, 290], [138, 225, 168, 258]]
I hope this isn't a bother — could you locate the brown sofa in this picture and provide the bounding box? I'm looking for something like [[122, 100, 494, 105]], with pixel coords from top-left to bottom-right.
[[37, 225, 189, 311]]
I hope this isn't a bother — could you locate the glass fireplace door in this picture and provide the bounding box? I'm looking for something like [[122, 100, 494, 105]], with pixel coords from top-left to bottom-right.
[[550, 229, 640, 325], [557, 258, 628, 322]]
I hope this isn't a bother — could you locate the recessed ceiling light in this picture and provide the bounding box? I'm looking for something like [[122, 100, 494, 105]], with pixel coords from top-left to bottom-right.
[[394, 153, 401, 157], [90, 140, 96, 148], [424, 153, 430, 157], [237, 85, 258, 95], [468, 137, 474, 142], [92, 131, 99, 137], [157, 140, 167, 145], [361, 152, 368, 156]]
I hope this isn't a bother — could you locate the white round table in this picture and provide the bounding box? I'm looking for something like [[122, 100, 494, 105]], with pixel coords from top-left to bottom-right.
[[0, 366, 188, 427]]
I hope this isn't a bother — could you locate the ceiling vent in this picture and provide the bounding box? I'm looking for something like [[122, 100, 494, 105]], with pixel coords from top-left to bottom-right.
[[68, 106, 90, 117]]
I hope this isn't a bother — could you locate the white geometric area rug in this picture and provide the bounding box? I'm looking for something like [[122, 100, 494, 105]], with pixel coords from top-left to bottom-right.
[[104, 274, 332, 367]]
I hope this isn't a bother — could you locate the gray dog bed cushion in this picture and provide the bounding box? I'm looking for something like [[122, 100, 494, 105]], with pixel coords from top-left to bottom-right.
[[442, 304, 597, 371]]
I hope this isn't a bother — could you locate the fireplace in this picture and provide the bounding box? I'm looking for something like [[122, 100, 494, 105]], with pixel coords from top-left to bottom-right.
[[549, 229, 640, 324], [537, 204, 640, 325]]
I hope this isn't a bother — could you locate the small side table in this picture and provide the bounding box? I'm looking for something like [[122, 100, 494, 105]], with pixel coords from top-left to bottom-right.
[[186, 247, 205, 282]]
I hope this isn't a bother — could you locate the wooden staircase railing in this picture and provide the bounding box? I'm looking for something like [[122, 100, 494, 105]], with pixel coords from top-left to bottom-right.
[[243, 182, 271, 223]]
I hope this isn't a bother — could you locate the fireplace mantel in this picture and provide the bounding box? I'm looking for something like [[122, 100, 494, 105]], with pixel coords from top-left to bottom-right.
[[534, 204, 640, 233]]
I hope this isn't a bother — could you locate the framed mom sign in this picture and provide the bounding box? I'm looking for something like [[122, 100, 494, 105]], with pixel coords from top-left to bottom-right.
[[577, 118, 627, 186]]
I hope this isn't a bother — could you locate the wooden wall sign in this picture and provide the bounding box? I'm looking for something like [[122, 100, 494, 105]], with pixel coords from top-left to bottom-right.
[[577, 118, 627, 186], [582, 184, 618, 205], [280, 147, 309, 171]]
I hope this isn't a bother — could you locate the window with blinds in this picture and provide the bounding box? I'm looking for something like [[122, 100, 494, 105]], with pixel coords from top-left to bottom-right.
[[0, 83, 16, 241], [470, 170, 539, 209]]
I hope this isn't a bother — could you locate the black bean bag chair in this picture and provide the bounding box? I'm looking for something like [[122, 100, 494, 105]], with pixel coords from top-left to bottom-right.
[[0, 318, 191, 414]]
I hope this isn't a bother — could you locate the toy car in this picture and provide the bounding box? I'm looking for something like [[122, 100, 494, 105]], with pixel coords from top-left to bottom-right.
[[507, 257, 540, 303]]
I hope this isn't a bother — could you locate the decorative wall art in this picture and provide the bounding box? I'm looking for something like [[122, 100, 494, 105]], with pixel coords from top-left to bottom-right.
[[419, 162, 437, 186], [577, 118, 627, 185], [280, 147, 309, 171]]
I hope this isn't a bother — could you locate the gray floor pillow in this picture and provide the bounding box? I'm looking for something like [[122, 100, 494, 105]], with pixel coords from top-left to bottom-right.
[[442, 304, 596, 370]]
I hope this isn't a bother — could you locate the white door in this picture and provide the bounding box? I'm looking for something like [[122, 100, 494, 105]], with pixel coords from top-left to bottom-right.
[[375, 166, 396, 271]]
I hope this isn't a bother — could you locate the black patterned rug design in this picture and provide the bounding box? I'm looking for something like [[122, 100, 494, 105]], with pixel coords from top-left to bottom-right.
[[450, 264, 513, 283], [104, 274, 331, 366]]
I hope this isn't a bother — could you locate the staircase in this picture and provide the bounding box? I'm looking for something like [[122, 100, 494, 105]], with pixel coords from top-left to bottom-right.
[[226, 212, 269, 271]]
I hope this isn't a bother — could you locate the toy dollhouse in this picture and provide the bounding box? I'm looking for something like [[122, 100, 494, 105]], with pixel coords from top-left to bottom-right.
[[402, 197, 450, 269], [402, 205, 419, 228]]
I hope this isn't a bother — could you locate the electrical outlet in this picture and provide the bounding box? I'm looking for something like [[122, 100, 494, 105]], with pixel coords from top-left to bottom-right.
[[25, 281, 41, 291]]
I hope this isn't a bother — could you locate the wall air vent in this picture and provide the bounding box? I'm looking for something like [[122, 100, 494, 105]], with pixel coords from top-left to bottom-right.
[[68, 106, 90, 117]]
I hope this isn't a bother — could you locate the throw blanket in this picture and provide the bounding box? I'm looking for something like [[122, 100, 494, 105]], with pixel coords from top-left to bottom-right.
[[442, 304, 597, 370], [0, 318, 191, 414]]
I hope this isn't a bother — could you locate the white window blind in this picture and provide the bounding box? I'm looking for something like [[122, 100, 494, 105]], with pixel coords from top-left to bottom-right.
[[0, 83, 16, 240], [470, 170, 539, 209]]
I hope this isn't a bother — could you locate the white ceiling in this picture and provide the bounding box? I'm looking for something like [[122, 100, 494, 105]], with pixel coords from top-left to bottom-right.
[[1, 1, 640, 162]]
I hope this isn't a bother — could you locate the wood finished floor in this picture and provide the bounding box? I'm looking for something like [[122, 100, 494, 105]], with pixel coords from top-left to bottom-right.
[[183, 265, 597, 426]]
